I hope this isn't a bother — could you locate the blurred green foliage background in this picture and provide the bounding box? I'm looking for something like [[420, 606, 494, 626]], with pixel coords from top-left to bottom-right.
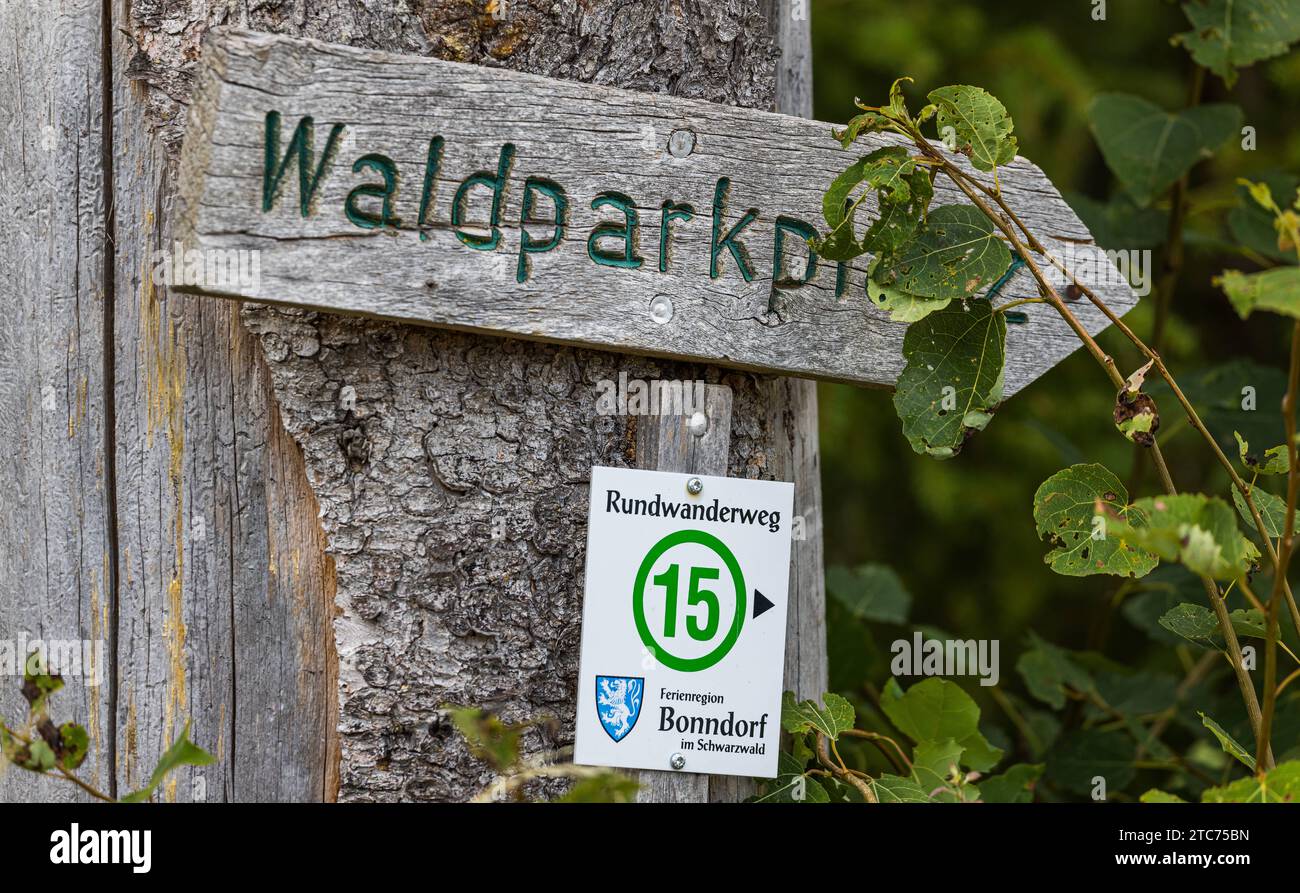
[[808, 0, 1300, 798]]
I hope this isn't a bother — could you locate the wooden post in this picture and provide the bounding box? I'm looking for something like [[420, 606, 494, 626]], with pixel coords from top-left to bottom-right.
[[634, 384, 734, 802]]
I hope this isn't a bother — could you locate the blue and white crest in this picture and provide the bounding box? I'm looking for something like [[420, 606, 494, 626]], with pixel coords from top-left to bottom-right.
[[596, 675, 644, 742]]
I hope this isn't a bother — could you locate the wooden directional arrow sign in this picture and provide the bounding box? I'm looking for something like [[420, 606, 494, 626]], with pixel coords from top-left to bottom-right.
[[177, 29, 1138, 394]]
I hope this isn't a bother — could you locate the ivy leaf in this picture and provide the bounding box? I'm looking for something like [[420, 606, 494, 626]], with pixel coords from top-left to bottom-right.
[[120, 722, 214, 803], [871, 774, 932, 803], [780, 691, 855, 740], [874, 204, 1011, 299], [1016, 631, 1094, 710], [1174, 0, 1300, 87], [1235, 431, 1289, 475], [1199, 711, 1256, 771], [58, 723, 89, 771], [1216, 266, 1300, 319], [1087, 94, 1241, 206], [1232, 485, 1285, 538], [1229, 174, 1300, 262], [1158, 602, 1267, 648], [892, 297, 1006, 459], [826, 562, 911, 623], [977, 763, 1044, 803], [1109, 494, 1259, 580], [880, 677, 1003, 771], [1032, 463, 1158, 578], [926, 85, 1018, 172], [1202, 760, 1300, 802]]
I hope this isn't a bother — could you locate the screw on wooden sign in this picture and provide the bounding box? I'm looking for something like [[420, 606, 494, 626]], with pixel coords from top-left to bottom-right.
[[176, 30, 1137, 394]]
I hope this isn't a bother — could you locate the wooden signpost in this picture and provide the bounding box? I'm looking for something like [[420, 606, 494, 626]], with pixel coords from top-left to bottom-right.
[[162, 27, 1140, 802], [177, 30, 1137, 397]]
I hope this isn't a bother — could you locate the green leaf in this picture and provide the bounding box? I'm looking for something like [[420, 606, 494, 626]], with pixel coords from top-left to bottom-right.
[[1122, 565, 1208, 645], [1202, 759, 1300, 802], [1045, 729, 1137, 796], [1087, 94, 1241, 206], [444, 705, 527, 772], [874, 204, 1011, 299], [816, 146, 932, 262], [892, 297, 1006, 459], [1140, 789, 1188, 803], [21, 668, 64, 717], [866, 259, 953, 323], [1217, 266, 1300, 320], [780, 691, 855, 740], [1199, 711, 1256, 771], [1032, 463, 1158, 578], [1233, 485, 1285, 538], [1235, 431, 1289, 475], [909, 738, 972, 800], [23, 739, 57, 772], [120, 721, 214, 802], [833, 111, 891, 148], [1111, 494, 1259, 580], [556, 771, 639, 803], [1158, 602, 1268, 649], [1174, 0, 1300, 86], [1016, 631, 1094, 709], [825, 562, 912, 624], [58, 723, 89, 771], [978, 763, 1044, 803], [871, 773, 933, 803], [753, 772, 830, 803], [1229, 174, 1300, 262], [926, 85, 1018, 172], [880, 677, 1003, 771]]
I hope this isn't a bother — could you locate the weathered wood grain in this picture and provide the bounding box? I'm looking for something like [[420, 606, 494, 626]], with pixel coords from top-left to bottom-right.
[[175, 28, 1137, 395], [0, 0, 114, 802], [109, 4, 338, 802], [635, 384, 732, 802]]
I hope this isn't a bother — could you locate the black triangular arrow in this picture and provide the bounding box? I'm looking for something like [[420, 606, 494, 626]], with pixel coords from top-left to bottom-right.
[[753, 589, 776, 619]]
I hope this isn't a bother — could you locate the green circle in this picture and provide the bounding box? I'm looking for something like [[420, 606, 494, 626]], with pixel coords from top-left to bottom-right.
[[632, 529, 746, 672]]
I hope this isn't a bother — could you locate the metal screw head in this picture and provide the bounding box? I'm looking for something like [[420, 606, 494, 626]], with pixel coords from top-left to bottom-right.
[[649, 294, 674, 325], [686, 477, 703, 496], [687, 411, 709, 437], [668, 128, 696, 158], [670, 753, 686, 770]]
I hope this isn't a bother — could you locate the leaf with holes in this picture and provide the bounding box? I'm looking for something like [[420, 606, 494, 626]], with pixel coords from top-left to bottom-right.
[[1033, 464, 1158, 577], [927, 85, 1018, 172], [1232, 485, 1285, 538], [1174, 0, 1300, 86], [817, 146, 930, 262], [893, 298, 1006, 459], [1107, 494, 1259, 580], [874, 204, 1011, 299], [866, 259, 953, 323], [1235, 431, 1289, 475]]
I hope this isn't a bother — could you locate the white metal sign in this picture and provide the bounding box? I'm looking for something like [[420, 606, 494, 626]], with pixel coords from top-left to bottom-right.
[[574, 466, 794, 778]]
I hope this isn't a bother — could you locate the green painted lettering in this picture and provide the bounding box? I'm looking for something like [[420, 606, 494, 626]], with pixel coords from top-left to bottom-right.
[[417, 136, 444, 242], [587, 191, 644, 269], [658, 201, 695, 273], [772, 215, 819, 284], [345, 154, 402, 230], [517, 177, 568, 283], [710, 177, 758, 281], [452, 143, 516, 250], [262, 112, 345, 217]]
